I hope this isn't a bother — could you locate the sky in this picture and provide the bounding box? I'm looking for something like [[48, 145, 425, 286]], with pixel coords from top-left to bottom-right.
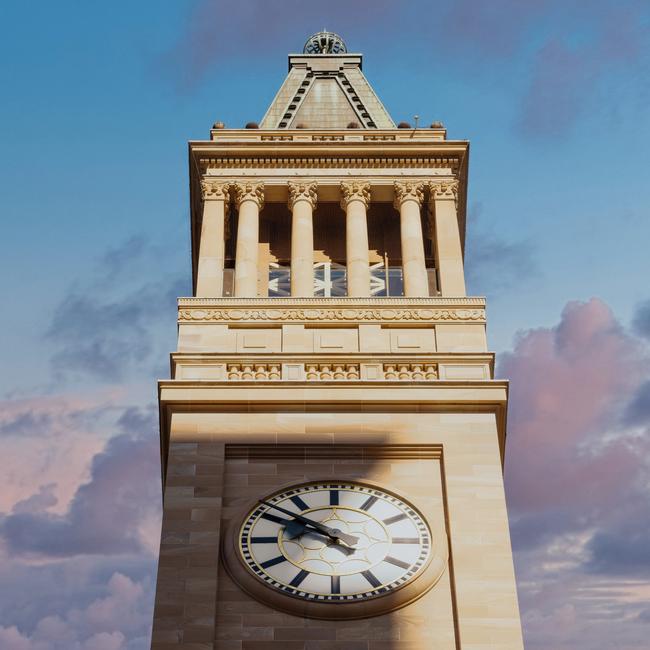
[[0, 1, 649, 648]]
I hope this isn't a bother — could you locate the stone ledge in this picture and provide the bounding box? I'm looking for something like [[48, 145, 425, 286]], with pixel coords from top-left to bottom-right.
[[179, 296, 485, 305], [178, 297, 486, 325]]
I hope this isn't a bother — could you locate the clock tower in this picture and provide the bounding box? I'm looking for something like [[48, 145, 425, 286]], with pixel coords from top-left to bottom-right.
[[151, 32, 524, 650]]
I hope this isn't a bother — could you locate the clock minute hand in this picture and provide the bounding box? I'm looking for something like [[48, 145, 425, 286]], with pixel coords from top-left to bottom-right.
[[259, 500, 359, 547]]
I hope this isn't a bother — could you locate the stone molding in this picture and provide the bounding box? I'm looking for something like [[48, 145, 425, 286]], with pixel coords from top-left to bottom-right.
[[199, 156, 462, 172], [178, 306, 485, 323], [287, 181, 318, 210], [200, 179, 230, 201], [393, 180, 425, 209], [339, 180, 371, 208], [428, 179, 459, 202], [232, 181, 265, 209], [179, 297, 485, 305], [225, 443, 443, 460]]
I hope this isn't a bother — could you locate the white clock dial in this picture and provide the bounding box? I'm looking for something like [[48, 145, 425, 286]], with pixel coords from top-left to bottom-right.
[[238, 482, 431, 602]]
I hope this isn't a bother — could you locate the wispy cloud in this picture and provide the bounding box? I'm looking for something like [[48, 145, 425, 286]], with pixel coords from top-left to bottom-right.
[[465, 201, 538, 296], [46, 236, 188, 383], [158, 0, 400, 93]]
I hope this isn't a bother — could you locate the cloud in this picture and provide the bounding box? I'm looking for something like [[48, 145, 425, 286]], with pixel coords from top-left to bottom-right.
[[439, 0, 544, 59], [0, 402, 159, 648], [501, 298, 650, 648], [46, 235, 188, 383], [158, 0, 400, 93], [0, 393, 122, 514], [11, 484, 58, 515], [503, 298, 645, 514], [623, 379, 650, 426], [516, 4, 650, 137], [0, 407, 160, 559], [632, 298, 650, 340], [0, 571, 152, 650], [464, 202, 538, 295]]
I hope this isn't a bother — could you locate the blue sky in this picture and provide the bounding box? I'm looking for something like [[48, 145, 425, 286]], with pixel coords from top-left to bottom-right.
[[1, 2, 650, 649]]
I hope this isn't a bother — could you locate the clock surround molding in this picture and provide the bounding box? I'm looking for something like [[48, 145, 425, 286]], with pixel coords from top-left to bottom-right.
[[221, 475, 449, 620]]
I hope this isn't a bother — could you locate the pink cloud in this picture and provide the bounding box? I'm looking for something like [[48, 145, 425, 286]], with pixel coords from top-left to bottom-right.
[[502, 297, 650, 648], [502, 298, 647, 512], [0, 392, 126, 514]]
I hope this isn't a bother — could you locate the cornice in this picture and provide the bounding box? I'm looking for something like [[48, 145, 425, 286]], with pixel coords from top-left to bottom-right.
[[197, 155, 463, 171], [178, 297, 485, 305]]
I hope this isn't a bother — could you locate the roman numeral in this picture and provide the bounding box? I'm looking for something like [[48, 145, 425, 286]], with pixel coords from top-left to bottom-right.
[[329, 490, 339, 506], [289, 569, 310, 588], [361, 570, 381, 589], [260, 555, 286, 569], [331, 575, 340, 594], [391, 537, 420, 544], [360, 495, 378, 511], [290, 495, 310, 511], [251, 537, 277, 543], [384, 555, 411, 570], [383, 513, 408, 525]]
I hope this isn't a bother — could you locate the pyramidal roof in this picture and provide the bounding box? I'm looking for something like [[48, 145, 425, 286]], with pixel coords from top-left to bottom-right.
[[260, 31, 395, 130]]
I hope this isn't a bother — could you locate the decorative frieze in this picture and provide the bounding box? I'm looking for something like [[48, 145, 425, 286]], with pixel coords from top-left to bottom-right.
[[179, 307, 485, 323]]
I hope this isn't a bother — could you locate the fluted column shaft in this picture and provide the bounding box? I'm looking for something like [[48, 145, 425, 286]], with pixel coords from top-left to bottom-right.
[[196, 181, 230, 297], [288, 182, 317, 297], [394, 181, 428, 297], [429, 180, 466, 296], [233, 182, 264, 297], [341, 181, 371, 297]]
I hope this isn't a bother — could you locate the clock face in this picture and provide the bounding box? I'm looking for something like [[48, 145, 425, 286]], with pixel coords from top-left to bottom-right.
[[238, 482, 432, 602]]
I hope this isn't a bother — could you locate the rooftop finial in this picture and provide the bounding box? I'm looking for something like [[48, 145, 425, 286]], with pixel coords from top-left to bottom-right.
[[303, 31, 347, 54]]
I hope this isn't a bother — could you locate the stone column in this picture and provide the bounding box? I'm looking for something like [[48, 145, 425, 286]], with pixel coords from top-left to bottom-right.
[[340, 181, 371, 297], [428, 180, 466, 296], [233, 182, 264, 297], [394, 181, 428, 297], [196, 180, 230, 297], [288, 181, 317, 297]]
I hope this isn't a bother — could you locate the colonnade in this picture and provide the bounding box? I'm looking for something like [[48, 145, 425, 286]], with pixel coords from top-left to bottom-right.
[[196, 179, 466, 298]]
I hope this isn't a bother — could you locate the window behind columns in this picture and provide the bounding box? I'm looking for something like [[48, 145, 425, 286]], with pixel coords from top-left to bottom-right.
[[367, 202, 402, 296], [260, 203, 291, 297], [313, 202, 347, 297]]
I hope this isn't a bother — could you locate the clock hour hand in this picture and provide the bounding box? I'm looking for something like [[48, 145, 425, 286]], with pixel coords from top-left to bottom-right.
[[259, 500, 359, 547], [261, 512, 307, 539]]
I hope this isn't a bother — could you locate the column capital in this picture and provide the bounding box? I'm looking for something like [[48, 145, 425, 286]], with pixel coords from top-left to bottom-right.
[[393, 180, 425, 210], [340, 181, 371, 209], [428, 179, 459, 203], [233, 181, 265, 209], [288, 181, 318, 210], [200, 179, 230, 201]]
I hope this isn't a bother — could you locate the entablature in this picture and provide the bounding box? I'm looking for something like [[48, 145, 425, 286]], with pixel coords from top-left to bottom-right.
[[178, 296, 485, 325]]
